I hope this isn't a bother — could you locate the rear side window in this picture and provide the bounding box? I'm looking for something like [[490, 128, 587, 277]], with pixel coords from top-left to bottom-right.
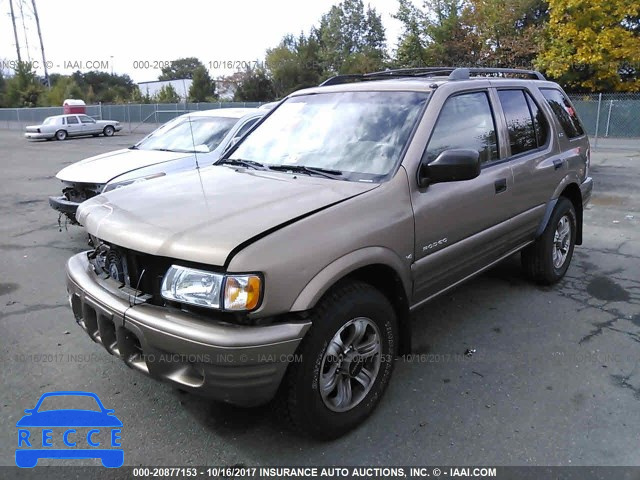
[[66, 116, 79, 125], [497, 90, 537, 155], [540, 88, 584, 138], [525, 92, 548, 147], [498, 90, 549, 155], [425, 91, 499, 164]]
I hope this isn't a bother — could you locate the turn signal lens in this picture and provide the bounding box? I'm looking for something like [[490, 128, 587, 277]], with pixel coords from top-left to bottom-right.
[[224, 275, 261, 311]]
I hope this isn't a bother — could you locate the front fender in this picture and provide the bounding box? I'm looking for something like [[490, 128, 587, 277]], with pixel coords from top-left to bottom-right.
[[290, 246, 410, 312]]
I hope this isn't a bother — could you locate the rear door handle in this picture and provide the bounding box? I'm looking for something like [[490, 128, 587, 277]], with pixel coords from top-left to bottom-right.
[[494, 178, 507, 194], [553, 159, 563, 170]]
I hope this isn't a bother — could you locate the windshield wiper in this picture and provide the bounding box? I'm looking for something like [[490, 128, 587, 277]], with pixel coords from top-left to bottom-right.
[[267, 165, 343, 179], [217, 158, 268, 170]]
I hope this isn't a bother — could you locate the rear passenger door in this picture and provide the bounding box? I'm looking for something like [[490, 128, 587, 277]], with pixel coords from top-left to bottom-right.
[[65, 115, 82, 136], [411, 90, 519, 303], [495, 88, 563, 233]]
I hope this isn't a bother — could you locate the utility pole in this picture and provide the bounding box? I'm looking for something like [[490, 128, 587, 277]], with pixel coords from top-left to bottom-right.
[[31, 0, 50, 87], [19, 0, 32, 62], [9, 0, 22, 64]]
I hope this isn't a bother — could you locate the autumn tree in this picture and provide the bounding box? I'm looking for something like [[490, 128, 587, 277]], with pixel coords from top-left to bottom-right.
[[536, 0, 640, 91]]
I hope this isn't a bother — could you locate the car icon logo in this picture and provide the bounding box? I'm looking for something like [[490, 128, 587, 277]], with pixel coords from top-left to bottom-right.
[[15, 391, 123, 468]]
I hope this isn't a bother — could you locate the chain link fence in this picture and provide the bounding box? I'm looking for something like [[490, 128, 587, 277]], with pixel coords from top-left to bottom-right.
[[568, 93, 640, 149], [2, 95, 639, 149], [0, 102, 266, 133]]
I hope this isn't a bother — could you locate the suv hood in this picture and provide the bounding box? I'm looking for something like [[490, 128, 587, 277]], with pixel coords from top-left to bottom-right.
[[56, 149, 195, 184], [77, 166, 377, 267]]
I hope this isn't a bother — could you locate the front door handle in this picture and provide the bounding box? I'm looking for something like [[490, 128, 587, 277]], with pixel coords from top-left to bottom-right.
[[494, 178, 507, 194], [553, 159, 563, 170]]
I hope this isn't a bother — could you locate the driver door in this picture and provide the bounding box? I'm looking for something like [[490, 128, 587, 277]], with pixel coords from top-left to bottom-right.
[[410, 89, 519, 303]]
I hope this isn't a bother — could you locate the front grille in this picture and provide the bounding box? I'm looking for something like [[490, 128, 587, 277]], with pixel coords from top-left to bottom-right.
[[90, 242, 175, 305], [62, 182, 102, 203]]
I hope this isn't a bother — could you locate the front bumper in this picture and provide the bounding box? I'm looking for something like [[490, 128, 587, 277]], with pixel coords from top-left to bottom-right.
[[580, 176, 593, 207], [24, 132, 53, 139], [66, 252, 311, 406], [49, 195, 80, 216]]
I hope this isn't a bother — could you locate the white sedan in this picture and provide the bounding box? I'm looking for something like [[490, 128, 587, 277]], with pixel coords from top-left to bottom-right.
[[48, 108, 268, 224], [25, 114, 122, 140]]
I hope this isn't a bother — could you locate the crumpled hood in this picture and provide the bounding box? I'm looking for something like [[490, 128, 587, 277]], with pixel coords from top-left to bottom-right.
[[56, 148, 195, 184], [77, 166, 377, 267]]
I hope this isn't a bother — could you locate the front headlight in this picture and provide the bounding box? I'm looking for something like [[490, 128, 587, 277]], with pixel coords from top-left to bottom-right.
[[103, 172, 165, 192], [160, 265, 262, 312]]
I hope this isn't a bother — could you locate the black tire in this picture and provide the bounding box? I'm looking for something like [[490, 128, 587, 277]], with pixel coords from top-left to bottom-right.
[[103, 125, 115, 137], [521, 196, 577, 285], [276, 281, 398, 439], [55, 130, 67, 141]]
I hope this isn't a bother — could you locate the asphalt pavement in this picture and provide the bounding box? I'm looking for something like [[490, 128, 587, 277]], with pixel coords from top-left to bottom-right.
[[0, 130, 638, 468]]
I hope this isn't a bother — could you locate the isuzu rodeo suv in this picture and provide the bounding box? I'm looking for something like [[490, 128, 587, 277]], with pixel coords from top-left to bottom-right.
[[65, 67, 593, 439]]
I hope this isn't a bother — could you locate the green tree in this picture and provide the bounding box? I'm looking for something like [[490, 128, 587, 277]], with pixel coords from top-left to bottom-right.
[[536, 0, 640, 91], [188, 65, 216, 102], [45, 76, 83, 106], [4, 62, 43, 107], [72, 70, 136, 103], [155, 84, 181, 103], [159, 57, 204, 80], [318, 0, 387, 73], [0, 71, 6, 107], [266, 31, 325, 97], [233, 67, 276, 102]]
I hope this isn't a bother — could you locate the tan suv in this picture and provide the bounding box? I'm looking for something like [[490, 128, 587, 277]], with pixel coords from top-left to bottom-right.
[[65, 67, 593, 439]]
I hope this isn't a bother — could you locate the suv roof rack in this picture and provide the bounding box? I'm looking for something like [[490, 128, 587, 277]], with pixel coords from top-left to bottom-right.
[[320, 66, 545, 86]]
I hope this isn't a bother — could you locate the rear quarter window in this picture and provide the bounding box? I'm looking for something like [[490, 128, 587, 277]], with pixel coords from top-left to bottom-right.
[[540, 88, 585, 139]]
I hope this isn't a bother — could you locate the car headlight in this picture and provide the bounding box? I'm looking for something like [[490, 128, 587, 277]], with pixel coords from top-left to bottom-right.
[[160, 265, 262, 312], [103, 172, 165, 192]]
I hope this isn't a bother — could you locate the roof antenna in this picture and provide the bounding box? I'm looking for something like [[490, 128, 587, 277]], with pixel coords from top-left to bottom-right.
[[186, 107, 201, 170]]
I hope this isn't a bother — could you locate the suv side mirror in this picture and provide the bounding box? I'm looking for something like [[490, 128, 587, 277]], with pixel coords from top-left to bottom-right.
[[417, 149, 481, 188]]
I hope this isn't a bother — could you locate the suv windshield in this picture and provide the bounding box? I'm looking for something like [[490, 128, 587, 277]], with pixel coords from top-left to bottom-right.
[[229, 91, 429, 181], [136, 116, 238, 153]]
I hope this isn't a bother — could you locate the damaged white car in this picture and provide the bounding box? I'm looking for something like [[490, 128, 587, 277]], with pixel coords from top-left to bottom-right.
[[49, 108, 268, 224]]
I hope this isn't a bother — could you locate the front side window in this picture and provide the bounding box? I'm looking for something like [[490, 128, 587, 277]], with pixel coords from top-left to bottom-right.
[[230, 91, 429, 181], [136, 116, 239, 153], [424, 91, 498, 164], [540, 88, 584, 138], [498, 90, 537, 155], [234, 117, 259, 139], [79, 115, 96, 124], [66, 116, 79, 125]]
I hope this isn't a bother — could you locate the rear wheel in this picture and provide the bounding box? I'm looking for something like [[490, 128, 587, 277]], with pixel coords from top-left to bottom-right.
[[522, 196, 577, 284], [103, 125, 115, 137], [277, 281, 398, 439], [55, 130, 67, 141]]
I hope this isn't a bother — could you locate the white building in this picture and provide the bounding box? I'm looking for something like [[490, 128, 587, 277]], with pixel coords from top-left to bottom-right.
[[137, 79, 193, 101]]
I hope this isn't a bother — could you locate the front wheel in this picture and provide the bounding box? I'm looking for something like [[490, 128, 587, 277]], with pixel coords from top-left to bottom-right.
[[277, 281, 398, 439], [103, 125, 115, 137], [522, 196, 577, 285]]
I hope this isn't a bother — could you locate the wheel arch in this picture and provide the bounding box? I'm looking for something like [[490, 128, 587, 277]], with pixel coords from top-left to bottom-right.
[[290, 247, 412, 354], [537, 178, 583, 245]]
